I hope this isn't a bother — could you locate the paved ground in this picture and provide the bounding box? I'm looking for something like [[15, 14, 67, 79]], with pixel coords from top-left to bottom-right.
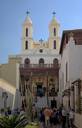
[[46, 125, 77, 128], [50, 125, 61, 128], [40, 123, 77, 128], [40, 124, 62, 128]]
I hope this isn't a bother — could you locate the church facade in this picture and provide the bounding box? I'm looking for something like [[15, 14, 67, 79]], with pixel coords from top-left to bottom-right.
[[19, 14, 60, 109], [0, 13, 82, 127], [0, 14, 60, 111]]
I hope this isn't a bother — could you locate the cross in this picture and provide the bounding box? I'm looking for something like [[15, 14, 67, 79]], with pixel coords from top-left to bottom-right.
[[26, 10, 30, 16], [39, 38, 43, 43], [52, 11, 56, 17]]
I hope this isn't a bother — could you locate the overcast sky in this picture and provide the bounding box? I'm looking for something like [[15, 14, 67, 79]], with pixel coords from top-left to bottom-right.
[[0, 0, 82, 63]]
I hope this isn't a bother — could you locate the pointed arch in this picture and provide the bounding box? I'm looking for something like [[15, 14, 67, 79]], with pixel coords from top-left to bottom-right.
[[25, 41, 28, 49], [54, 28, 56, 36], [26, 28, 28, 37], [53, 40, 56, 49]]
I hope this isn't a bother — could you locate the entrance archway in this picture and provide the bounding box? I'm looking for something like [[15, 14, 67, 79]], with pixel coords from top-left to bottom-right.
[[36, 82, 45, 97]]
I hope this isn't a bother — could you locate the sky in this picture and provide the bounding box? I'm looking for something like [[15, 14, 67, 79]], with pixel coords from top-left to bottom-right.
[[0, 0, 82, 64]]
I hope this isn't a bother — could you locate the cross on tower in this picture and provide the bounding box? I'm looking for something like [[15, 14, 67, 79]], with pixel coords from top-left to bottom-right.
[[26, 10, 30, 16], [39, 38, 43, 43], [52, 11, 56, 17]]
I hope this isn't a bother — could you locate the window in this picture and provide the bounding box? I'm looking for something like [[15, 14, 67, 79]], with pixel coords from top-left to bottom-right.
[[53, 58, 58, 66], [39, 58, 44, 67], [39, 49, 43, 53], [26, 28, 28, 37], [25, 41, 28, 49], [54, 28, 56, 36], [2, 92, 8, 99], [36, 83, 45, 97], [53, 40, 56, 49], [24, 58, 30, 65], [66, 62, 68, 82]]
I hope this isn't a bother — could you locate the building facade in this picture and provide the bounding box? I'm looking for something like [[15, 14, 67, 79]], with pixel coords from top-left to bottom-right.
[[19, 14, 60, 110], [1, 13, 82, 127], [0, 78, 16, 113], [0, 14, 60, 113], [59, 30, 82, 128]]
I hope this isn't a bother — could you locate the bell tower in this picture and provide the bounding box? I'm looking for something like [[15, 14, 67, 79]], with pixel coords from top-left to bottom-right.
[[22, 11, 33, 52], [48, 12, 60, 52]]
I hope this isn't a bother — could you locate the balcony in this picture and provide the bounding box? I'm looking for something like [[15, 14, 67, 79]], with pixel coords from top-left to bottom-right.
[[20, 64, 59, 69], [19, 64, 59, 76]]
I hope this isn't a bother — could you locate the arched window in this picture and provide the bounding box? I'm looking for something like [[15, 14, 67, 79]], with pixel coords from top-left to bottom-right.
[[53, 58, 58, 66], [24, 58, 30, 66], [54, 28, 56, 36], [66, 62, 68, 82], [39, 58, 44, 67], [53, 40, 56, 49], [26, 28, 28, 37], [25, 41, 28, 49]]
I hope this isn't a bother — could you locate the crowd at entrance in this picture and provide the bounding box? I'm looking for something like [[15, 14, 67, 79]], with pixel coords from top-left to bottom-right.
[[31, 102, 75, 128], [0, 100, 75, 128], [39, 107, 74, 128]]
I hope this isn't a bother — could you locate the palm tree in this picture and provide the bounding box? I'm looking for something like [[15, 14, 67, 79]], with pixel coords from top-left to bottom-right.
[[0, 114, 28, 128]]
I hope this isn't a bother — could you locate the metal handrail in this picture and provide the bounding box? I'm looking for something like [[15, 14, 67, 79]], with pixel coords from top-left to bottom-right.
[[20, 64, 59, 68]]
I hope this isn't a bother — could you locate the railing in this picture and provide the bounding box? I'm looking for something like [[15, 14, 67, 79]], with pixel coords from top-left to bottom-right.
[[20, 64, 59, 69]]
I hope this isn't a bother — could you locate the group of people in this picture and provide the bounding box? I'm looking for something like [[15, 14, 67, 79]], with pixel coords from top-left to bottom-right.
[[0, 107, 26, 117], [39, 106, 74, 128]]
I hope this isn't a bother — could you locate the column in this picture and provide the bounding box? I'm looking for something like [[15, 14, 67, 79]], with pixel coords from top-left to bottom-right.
[[16, 63, 20, 89], [74, 83, 79, 112], [30, 72, 32, 91], [70, 86, 74, 109], [80, 83, 82, 113]]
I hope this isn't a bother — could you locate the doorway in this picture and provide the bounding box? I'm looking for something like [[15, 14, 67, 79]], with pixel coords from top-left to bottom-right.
[[36, 82, 45, 97]]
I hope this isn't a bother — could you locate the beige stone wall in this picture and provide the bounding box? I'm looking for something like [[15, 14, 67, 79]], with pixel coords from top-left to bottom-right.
[[74, 113, 82, 128], [0, 63, 16, 87], [0, 56, 21, 87], [8, 56, 21, 64], [63, 96, 69, 110], [48, 37, 60, 50], [0, 78, 16, 109], [0, 78, 16, 94]]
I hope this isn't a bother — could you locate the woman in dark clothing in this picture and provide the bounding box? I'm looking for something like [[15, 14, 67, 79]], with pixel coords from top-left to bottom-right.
[[39, 109, 45, 128], [50, 109, 54, 126], [53, 110, 58, 125], [50, 109, 58, 126]]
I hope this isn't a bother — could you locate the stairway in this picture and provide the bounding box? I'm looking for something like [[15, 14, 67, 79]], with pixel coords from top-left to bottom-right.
[[35, 96, 47, 108]]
